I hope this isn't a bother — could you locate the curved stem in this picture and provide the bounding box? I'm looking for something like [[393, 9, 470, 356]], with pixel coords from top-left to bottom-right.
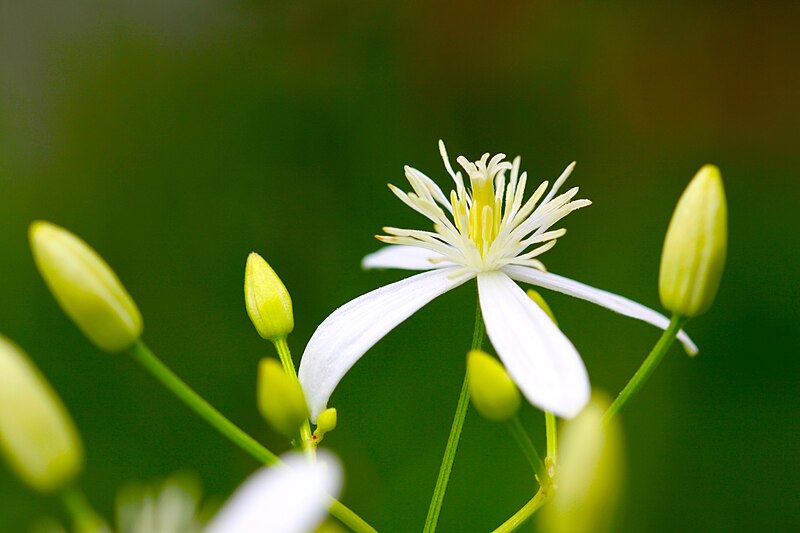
[[491, 488, 551, 533], [422, 299, 484, 533], [507, 416, 546, 482], [604, 314, 688, 423], [127, 341, 376, 533], [60, 486, 105, 533]]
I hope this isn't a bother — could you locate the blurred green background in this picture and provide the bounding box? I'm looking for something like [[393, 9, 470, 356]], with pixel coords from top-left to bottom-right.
[[1, 1, 798, 531]]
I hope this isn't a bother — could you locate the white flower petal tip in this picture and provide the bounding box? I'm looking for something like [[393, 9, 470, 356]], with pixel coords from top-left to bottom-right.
[[502, 265, 699, 356], [299, 268, 473, 421], [205, 451, 342, 533], [477, 272, 590, 419], [361, 245, 449, 271]]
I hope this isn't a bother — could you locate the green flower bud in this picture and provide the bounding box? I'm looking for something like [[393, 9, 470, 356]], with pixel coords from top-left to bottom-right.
[[659, 165, 727, 317], [257, 358, 308, 437], [313, 408, 337, 443], [527, 289, 558, 326], [29, 221, 143, 353], [244, 253, 294, 340], [538, 393, 624, 533], [467, 349, 520, 422], [0, 336, 84, 492]]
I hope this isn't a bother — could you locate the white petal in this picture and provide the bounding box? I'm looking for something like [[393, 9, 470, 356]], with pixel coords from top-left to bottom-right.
[[503, 265, 699, 355], [205, 451, 342, 533], [361, 245, 451, 271], [477, 272, 590, 418], [299, 268, 473, 421]]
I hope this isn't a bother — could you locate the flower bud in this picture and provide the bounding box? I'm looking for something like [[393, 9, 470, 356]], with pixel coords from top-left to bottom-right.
[[0, 336, 84, 492], [257, 358, 308, 437], [467, 349, 520, 422], [244, 253, 294, 340], [538, 393, 624, 533], [527, 289, 558, 326], [313, 408, 337, 443], [29, 221, 143, 353], [659, 165, 727, 317]]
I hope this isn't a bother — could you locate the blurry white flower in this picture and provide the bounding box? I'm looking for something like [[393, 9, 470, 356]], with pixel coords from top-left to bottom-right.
[[117, 474, 206, 533], [205, 451, 342, 533], [299, 142, 697, 419]]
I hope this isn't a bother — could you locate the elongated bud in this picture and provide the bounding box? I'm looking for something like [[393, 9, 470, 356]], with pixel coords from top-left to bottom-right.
[[467, 349, 520, 422], [245, 253, 294, 340], [313, 408, 337, 444], [0, 336, 84, 492], [659, 165, 727, 317], [257, 359, 308, 437], [29, 221, 142, 353], [527, 289, 558, 326], [538, 394, 624, 533]]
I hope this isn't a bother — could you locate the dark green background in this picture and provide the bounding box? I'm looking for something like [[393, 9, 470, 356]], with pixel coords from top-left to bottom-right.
[[1, 1, 798, 531]]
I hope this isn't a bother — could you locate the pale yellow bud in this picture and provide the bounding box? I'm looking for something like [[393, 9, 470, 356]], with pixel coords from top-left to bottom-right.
[[257, 358, 308, 437], [538, 393, 624, 533], [313, 408, 337, 443], [245, 253, 294, 340], [527, 289, 558, 326], [467, 349, 520, 422], [659, 165, 727, 317], [0, 336, 84, 492], [29, 221, 143, 353]]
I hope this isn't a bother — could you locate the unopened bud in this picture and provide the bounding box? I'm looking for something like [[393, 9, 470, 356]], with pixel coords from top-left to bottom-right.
[[538, 393, 624, 533], [527, 289, 558, 326], [245, 253, 294, 340], [467, 349, 520, 422], [0, 336, 84, 492], [313, 408, 337, 443], [659, 165, 727, 317], [29, 221, 142, 353], [257, 358, 308, 437]]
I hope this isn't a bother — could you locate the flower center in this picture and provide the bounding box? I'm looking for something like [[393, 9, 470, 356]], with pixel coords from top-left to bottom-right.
[[452, 154, 510, 259]]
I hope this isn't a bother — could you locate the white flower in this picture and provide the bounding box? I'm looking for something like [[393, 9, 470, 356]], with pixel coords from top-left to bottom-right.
[[299, 142, 697, 420], [205, 451, 342, 533]]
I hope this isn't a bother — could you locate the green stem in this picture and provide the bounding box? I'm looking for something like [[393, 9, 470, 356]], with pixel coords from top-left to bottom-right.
[[491, 488, 551, 533], [273, 337, 314, 454], [127, 341, 376, 533], [604, 314, 688, 423], [129, 341, 279, 465], [60, 486, 105, 533], [507, 416, 547, 482], [544, 411, 558, 480], [422, 300, 484, 533], [329, 500, 377, 533], [544, 412, 557, 465]]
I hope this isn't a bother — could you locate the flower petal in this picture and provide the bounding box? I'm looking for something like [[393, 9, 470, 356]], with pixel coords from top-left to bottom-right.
[[477, 271, 590, 418], [205, 451, 342, 533], [503, 265, 699, 355], [361, 245, 451, 271], [299, 267, 473, 421]]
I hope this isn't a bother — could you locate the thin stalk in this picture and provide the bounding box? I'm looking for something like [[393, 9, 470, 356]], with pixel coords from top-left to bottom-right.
[[273, 336, 314, 454], [60, 486, 105, 533], [604, 314, 688, 423], [127, 341, 376, 533], [422, 299, 484, 533], [544, 412, 557, 465], [491, 488, 551, 533], [544, 411, 557, 479], [129, 341, 278, 465], [507, 415, 547, 482]]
